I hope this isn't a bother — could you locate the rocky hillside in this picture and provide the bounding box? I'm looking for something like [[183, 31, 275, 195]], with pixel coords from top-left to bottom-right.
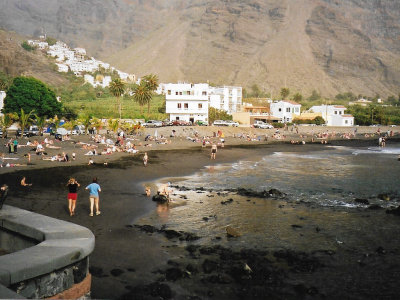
[[0, 29, 68, 87], [0, 0, 399, 97]]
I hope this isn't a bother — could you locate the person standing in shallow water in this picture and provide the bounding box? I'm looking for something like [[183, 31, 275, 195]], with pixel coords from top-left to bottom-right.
[[67, 178, 80, 216], [211, 143, 217, 159], [143, 152, 148, 166], [85, 177, 101, 217]]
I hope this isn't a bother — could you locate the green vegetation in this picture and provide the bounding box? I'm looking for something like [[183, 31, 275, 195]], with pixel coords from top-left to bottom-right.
[[45, 37, 57, 46], [280, 87, 290, 99], [109, 78, 126, 119], [293, 116, 325, 125], [3, 76, 62, 117], [0, 71, 12, 90], [208, 107, 232, 123], [21, 41, 35, 51]]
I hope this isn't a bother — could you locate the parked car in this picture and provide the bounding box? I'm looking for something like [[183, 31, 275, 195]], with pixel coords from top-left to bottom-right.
[[16, 128, 30, 137], [196, 120, 208, 126], [172, 120, 191, 126], [225, 120, 239, 127], [253, 121, 274, 129], [143, 120, 163, 127], [212, 120, 228, 126], [56, 128, 70, 135], [162, 119, 173, 126]]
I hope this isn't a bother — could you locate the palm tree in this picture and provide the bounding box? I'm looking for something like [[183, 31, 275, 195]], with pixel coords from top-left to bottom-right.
[[34, 114, 47, 136], [109, 79, 126, 119], [79, 114, 93, 135], [142, 74, 159, 113], [133, 81, 152, 115], [18, 108, 35, 137], [0, 113, 15, 138], [107, 119, 120, 136]]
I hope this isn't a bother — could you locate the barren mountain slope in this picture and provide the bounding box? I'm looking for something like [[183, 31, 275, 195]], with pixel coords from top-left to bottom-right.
[[0, 0, 399, 97], [0, 29, 68, 87]]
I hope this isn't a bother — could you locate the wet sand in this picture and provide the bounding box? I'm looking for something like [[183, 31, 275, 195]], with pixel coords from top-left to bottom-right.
[[1, 130, 400, 299]]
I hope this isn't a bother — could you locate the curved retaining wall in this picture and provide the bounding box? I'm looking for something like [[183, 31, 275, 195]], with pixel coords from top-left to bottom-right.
[[0, 205, 95, 299]]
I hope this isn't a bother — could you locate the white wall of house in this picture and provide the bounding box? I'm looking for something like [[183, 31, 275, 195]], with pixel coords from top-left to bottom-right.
[[0, 91, 6, 114], [165, 83, 210, 123], [270, 101, 301, 123], [310, 105, 354, 126], [209, 86, 242, 114]]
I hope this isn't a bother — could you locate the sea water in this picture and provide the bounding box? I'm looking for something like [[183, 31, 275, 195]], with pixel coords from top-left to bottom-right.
[[138, 144, 400, 251]]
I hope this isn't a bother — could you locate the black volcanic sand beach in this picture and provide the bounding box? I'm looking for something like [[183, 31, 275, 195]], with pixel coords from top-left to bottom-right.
[[2, 141, 400, 299]]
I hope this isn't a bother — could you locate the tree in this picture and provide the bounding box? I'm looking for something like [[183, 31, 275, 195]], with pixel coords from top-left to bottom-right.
[[308, 90, 321, 101], [3, 76, 62, 117], [293, 93, 303, 102], [79, 114, 93, 135], [34, 114, 47, 136], [313, 116, 325, 125], [208, 107, 232, 124], [18, 108, 35, 134], [0, 72, 12, 91], [108, 119, 120, 136], [132, 82, 152, 115], [0, 113, 16, 138], [109, 78, 126, 119], [142, 74, 159, 113], [280, 87, 290, 99], [21, 41, 35, 51]]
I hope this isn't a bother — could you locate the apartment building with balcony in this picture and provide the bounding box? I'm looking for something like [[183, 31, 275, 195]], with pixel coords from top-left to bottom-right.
[[165, 83, 209, 124]]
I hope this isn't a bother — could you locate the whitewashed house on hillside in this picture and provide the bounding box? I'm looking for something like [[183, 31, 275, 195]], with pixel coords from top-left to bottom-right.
[[270, 100, 301, 123], [309, 105, 354, 126], [165, 83, 209, 124]]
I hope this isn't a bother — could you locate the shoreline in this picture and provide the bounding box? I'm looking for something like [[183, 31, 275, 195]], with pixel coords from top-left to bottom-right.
[[1, 132, 400, 299]]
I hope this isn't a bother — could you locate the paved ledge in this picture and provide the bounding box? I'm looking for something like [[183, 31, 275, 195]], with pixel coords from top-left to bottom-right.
[[0, 205, 95, 297]]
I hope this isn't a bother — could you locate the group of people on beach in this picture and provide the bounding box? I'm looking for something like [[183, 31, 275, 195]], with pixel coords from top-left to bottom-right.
[[66, 177, 101, 217]]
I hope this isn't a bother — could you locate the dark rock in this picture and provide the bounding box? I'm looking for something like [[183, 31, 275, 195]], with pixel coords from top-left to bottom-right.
[[202, 259, 219, 273], [163, 229, 181, 239], [378, 193, 391, 201], [165, 268, 183, 281], [179, 232, 200, 241], [186, 264, 198, 274], [185, 244, 200, 253], [127, 268, 136, 272], [167, 260, 180, 267], [368, 204, 383, 210], [355, 198, 370, 205], [291, 224, 303, 229], [203, 217, 209, 221], [315, 226, 321, 232], [273, 250, 322, 273], [134, 224, 157, 233], [203, 274, 232, 284], [376, 246, 386, 254], [152, 194, 169, 203], [268, 188, 286, 198], [386, 206, 400, 216], [110, 268, 124, 277], [221, 198, 234, 205], [148, 282, 173, 299]]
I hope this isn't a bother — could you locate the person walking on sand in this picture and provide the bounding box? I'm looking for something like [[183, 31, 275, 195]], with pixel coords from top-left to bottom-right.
[[67, 178, 80, 216], [211, 143, 217, 159], [86, 177, 101, 216], [143, 152, 148, 166]]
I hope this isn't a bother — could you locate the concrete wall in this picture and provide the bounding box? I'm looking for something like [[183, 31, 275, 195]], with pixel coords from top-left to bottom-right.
[[0, 205, 95, 299]]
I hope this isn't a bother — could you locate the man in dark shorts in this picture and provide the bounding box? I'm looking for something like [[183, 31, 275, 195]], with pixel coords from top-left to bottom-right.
[[0, 184, 9, 210]]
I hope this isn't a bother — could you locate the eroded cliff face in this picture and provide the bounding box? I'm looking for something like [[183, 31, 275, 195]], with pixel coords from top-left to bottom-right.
[[0, 0, 399, 97]]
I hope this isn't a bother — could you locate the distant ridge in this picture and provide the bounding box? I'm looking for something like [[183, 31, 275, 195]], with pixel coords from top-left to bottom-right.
[[0, 0, 399, 97]]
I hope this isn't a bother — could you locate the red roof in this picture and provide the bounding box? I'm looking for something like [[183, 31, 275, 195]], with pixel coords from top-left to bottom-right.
[[334, 105, 346, 108], [342, 114, 353, 117]]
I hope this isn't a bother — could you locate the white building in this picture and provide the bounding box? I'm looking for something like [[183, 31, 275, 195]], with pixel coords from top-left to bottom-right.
[[27, 40, 48, 50], [209, 86, 242, 114], [0, 91, 6, 114], [270, 100, 301, 123], [165, 83, 209, 123], [55, 63, 69, 72], [84, 74, 112, 88], [309, 105, 354, 126]]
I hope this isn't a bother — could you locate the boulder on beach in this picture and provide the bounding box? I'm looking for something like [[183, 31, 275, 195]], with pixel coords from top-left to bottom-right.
[[152, 194, 169, 203], [226, 225, 241, 237]]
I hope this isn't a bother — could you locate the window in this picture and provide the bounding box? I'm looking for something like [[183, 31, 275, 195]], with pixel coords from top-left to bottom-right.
[[339, 111, 342, 115], [175, 91, 178, 95], [202, 91, 207, 96], [198, 103, 203, 109], [179, 92, 183, 95], [177, 103, 182, 109], [345, 120, 348, 124], [334, 111, 338, 114], [286, 108, 290, 113], [184, 103, 189, 109], [279, 108, 282, 112], [187, 91, 191, 95], [168, 90, 171, 95]]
